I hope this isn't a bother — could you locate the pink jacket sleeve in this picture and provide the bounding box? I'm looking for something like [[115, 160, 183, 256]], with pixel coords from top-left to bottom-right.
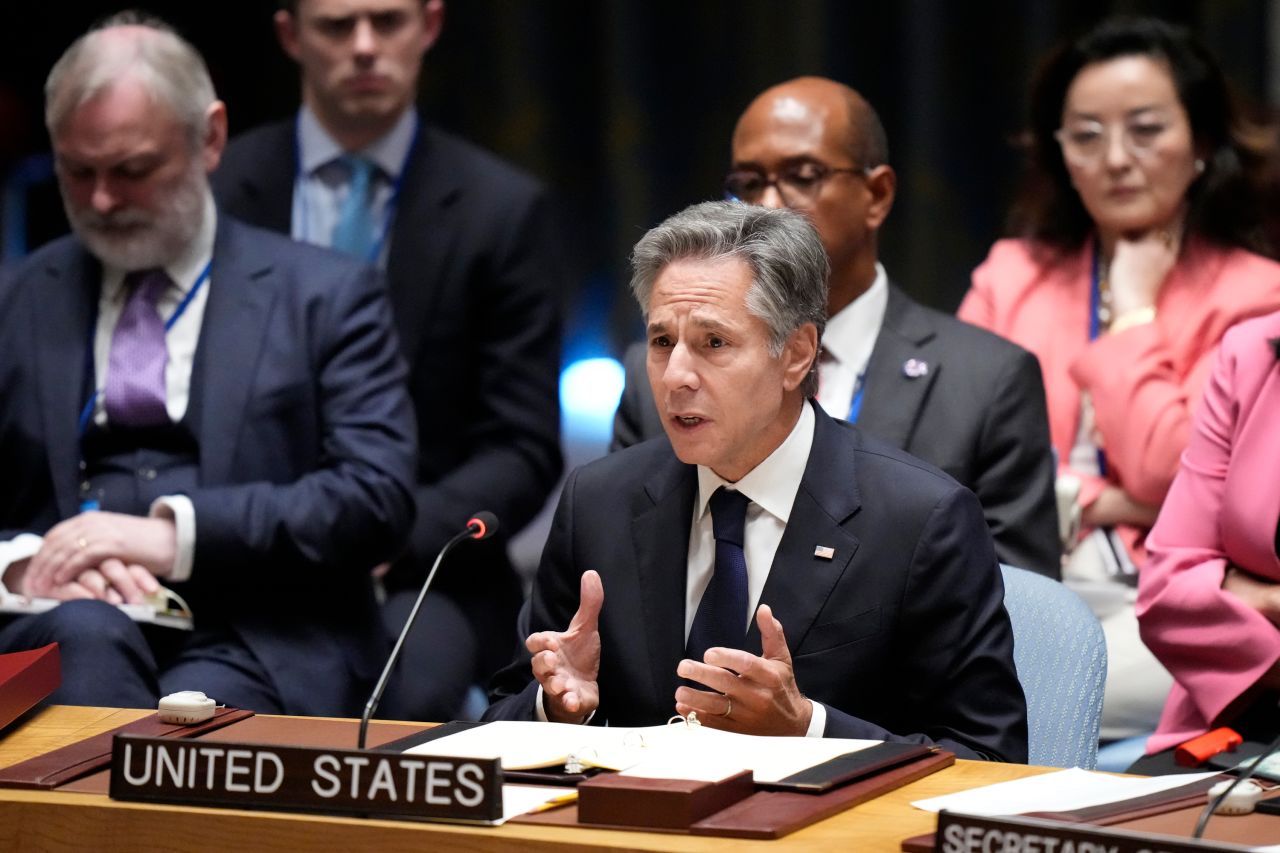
[[1070, 322, 1212, 507], [1138, 328, 1280, 727]]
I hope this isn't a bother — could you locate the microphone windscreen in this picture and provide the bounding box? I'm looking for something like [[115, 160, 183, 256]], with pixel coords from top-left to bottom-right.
[[468, 511, 499, 540]]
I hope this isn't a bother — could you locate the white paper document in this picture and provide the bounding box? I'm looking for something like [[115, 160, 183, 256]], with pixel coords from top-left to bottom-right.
[[911, 767, 1221, 816], [0, 588, 193, 630], [496, 784, 578, 824], [406, 720, 880, 783]]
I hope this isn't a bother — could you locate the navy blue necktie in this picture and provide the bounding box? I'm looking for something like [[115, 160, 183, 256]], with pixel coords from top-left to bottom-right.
[[686, 487, 751, 662]]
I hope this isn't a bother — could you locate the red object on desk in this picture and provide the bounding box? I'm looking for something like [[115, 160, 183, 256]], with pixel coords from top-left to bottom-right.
[[0, 643, 60, 731], [1175, 727, 1242, 767]]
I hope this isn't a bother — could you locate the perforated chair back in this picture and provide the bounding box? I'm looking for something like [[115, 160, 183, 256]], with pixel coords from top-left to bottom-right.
[[1001, 564, 1107, 768]]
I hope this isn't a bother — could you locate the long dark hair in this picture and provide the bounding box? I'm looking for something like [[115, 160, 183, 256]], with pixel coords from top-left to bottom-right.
[[1008, 16, 1280, 257]]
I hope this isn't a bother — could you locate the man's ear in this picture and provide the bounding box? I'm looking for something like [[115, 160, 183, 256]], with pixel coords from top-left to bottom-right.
[[863, 164, 896, 231], [274, 9, 302, 62], [421, 0, 446, 53], [202, 101, 229, 173], [781, 323, 819, 392]]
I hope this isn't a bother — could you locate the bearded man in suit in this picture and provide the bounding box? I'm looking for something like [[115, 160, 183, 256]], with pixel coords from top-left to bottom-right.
[[0, 13, 416, 716]]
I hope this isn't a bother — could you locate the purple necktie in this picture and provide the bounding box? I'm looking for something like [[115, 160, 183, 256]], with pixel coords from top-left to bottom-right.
[[686, 487, 751, 663], [105, 268, 171, 429]]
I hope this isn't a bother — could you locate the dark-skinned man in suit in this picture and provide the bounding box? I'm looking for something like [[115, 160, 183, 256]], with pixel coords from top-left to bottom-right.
[[614, 77, 1060, 578]]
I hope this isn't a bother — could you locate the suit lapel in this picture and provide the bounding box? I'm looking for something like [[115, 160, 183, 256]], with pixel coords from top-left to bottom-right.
[[35, 245, 100, 518], [384, 128, 464, 366], [748, 408, 861, 653], [196, 217, 278, 484], [855, 285, 940, 449], [631, 456, 697, 705]]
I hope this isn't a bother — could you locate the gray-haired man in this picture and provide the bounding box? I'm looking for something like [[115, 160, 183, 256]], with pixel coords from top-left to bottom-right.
[[0, 14, 415, 716], [484, 201, 1027, 762]]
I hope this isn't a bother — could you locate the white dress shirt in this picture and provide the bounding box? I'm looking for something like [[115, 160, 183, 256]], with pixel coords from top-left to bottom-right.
[[538, 403, 828, 735], [816, 264, 888, 420], [291, 105, 417, 266], [686, 401, 826, 736], [0, 193, 217, 590]]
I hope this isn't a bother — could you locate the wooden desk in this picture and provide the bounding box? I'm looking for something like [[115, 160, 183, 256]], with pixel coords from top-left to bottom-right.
[[0, 706, 1052, 852]]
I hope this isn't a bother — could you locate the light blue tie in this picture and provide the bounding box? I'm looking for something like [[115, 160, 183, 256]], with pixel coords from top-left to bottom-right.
[[331, 155, 377, 259]]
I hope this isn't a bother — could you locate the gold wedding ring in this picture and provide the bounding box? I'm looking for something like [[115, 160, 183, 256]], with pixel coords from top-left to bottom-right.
[[721, 698, 732, 717]]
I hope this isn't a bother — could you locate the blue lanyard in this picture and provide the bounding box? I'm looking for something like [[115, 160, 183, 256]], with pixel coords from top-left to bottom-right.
[[847, 371, 867, 424], [1089, 246, 1103, 341], [76, 260, 213, 437], [293, 115, 419, 265], [1087, 245, 1108, 477]]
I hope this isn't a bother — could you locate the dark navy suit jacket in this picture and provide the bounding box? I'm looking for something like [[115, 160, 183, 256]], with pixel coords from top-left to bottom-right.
[[487, 403, 1028, 763], [213, 120, 562, 625], [0, 215, 417, 716]]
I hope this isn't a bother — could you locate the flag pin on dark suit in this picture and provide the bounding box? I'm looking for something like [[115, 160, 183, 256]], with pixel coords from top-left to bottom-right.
[[814, 545, 835, 560], [903, 358, 929, 378]]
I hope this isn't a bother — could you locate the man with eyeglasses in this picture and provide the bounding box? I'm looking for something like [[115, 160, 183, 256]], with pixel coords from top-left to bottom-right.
[[213, 0, 564, 721], [613, 76, 1060, 578]]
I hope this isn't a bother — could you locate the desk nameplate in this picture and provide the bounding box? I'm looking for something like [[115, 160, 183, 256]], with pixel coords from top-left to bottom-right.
[[934, 811, 1254, 853], [109, 734, 503, 823]]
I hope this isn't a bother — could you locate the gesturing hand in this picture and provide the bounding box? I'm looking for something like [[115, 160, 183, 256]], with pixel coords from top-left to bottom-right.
[[526, 570, 604, 724], [674, 604, 813, 736]]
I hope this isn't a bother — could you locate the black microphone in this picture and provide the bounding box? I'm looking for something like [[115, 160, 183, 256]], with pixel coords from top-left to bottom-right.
[[1193, 728, 1280, 838], [357, 511, 499, 750]]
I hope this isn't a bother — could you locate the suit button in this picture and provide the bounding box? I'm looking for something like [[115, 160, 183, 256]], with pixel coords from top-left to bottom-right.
[[138, 468, 158, 481]]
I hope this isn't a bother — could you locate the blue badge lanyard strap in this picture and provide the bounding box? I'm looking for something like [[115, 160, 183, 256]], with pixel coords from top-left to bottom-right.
[[76, 260, 213, 437], [1088, 245, 1108, 477], [847, 371, 867, 424], [293, 115, 420, 265]]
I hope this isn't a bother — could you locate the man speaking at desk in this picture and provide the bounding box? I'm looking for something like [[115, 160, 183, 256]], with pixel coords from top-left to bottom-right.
[[486, 202, 1027, 762]]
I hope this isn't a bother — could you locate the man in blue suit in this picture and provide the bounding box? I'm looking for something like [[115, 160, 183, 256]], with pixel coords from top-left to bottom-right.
[[486, 202, 1027, 762], [0, 14, 416, 716], [212, 0, 563, 721]]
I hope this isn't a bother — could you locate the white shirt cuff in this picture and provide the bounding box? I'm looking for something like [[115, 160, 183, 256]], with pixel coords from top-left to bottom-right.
[[0, 534, 43, 594], [150, 496, 195, 582], [805, 699, 827, 737]]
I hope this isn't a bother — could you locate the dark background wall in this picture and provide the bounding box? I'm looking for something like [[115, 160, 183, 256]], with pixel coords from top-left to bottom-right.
[[2, 1, 1272, 361]]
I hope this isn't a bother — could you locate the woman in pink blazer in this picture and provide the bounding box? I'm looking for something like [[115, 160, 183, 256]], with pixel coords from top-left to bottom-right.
[[958, 17, 1280, 739], [1138, 310, 1280, 761]]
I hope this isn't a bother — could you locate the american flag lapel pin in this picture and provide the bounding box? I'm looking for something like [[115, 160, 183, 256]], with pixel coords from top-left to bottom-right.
[[814, 545, 836, 560]]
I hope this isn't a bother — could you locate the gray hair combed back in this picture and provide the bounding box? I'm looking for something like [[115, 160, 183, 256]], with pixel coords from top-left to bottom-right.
[[630, 201, 828, 396], [45, 11, 216, 147]]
